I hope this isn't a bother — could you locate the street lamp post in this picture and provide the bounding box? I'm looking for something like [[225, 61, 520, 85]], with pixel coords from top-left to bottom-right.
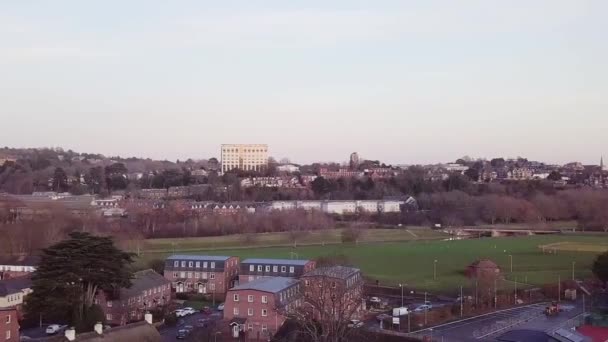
[[433, 260, 438, 281], [399, 284, 404, 307], [572, 261, 576, 280], [424, 292, 428, 325], [508, 255, 513, 272]]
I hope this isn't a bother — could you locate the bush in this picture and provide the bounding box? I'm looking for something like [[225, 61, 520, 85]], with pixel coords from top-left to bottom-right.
[[175, 293, 189, 301], [164, 312, 178, 327]]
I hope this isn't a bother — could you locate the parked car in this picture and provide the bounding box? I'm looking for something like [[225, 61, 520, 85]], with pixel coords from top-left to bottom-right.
[[45, 325, 67, 335], [369, 297, 382, 304], [184, 325, 194, 332], [414, 304, 432, 312], [217, 303, 225, 311], [174, 309, 187, 318], [176, 329, 190, 339], [347, 320, 364, 328], [181, 307, 196, 316], [198, 318, 210, 327], [201, 306, 213, 315]]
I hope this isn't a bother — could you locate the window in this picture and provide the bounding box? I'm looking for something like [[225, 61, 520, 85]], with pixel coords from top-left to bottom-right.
[[188, 261, 194, 268], [331, 281, 336, 288], [248, 308, 253, 316], [107, 300, 113, 307], [233, 307, 239, 316], [210, 262, 215, 269], [210, 283, 215, 291], [106, 314, 113, 321], [249, 265, 254, 272], [247, 324, 253, 331], [173, 261, 179, 267], [195, 261, 200, 268], [6, 330, 10, 340], [173, 272, 178, 278], [289, 266, 295, 273], [210, 273, 215, 280], [233, 294, 239, 302], [5, 315, 11, 324], [248, 295, 254, 303], [257, 265, 263, 272], [187, 272, 193, 279], [180, 272, 186, 278], [203, 262, 208, 268], [261, 324, 268, 333], [181, 261, 186, 267], [273, 266, 278, 272], [262, 309, 268, 317], [305, 280, 310, 286], [262, 296, 268, 304], [248, 276, 254, 281], [195, 272, 200, 279], [265, 265, 270, 272], [281, 266, 286, 272]]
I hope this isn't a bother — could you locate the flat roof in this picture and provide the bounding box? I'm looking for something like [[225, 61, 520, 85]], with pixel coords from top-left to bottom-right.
[[302, 266, 360, 280], [241, 258, 310, 266], [231, 277, 298, 294], [166, 255, 231, 261]]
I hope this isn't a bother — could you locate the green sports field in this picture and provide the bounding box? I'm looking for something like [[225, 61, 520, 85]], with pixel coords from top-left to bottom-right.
[[138, 232, 607, 293]]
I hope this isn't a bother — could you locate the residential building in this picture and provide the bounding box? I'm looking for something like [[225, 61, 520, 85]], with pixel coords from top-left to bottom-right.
[[163, 255, 239, 295], [95, 269, 171, 326], [47, 314, 161, 342], [300, 266, 365, 320], [0, 256, 39, 280], [221, 144, 268, 173], [136, 189, 167, 200], [266, 200, 405, 214], [0, 275, 32, 310], [239, 259, 316, 284], [508, 168, 533, 180], [225, 277, 301, 340], [0, 308, 18, 342], [240, 177, 301, 188], [189, 202, 256, 215], [319, 168, 363, 179], [276, 164, 300, 173]]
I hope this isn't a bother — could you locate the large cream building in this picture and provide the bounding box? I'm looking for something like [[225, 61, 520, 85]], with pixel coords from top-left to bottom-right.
[[220, 144, 268, 173]]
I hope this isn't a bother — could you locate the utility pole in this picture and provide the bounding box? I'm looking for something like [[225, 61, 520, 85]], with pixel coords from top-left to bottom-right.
[[399, 284, 404, 307], [572, 261, 576, 280], [408, 312, 411, 333], [424, 292, 428, 325], [509, 255, 513, 272], [434, 260, 438, 281], [460, 286, 463, 317], [494, 277, 497, 309], [558, 275, 561, 302], [514, 277, 518, 304]]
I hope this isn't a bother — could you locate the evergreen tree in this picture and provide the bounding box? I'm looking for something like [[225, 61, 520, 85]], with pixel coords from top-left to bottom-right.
[[25, 232, 134, 331]]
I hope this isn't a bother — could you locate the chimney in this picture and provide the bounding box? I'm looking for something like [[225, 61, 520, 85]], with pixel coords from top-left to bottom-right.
[[144, 312, 153, 324], [94, 322, 103, 334], [64, 327, 76, 341]]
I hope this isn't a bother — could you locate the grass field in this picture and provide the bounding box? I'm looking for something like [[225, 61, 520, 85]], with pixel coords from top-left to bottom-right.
[[539, 240, 608, 253], [137, 231, 606, 293]]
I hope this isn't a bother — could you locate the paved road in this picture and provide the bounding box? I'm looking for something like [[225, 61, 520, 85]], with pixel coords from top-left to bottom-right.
[[377, 301, 583, 342]]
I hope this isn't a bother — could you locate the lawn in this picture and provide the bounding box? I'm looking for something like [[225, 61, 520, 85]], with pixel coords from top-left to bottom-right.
[[138, 233, 606, 293]]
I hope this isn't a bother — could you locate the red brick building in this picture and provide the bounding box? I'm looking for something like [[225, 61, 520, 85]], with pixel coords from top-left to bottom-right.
[[164, 255, 239, 296], [300, 266, 365, 320], [0, 308, 19, 342], [95, 269, 171, 326], [224, 277, 301, 340], [239, 259, 315, 284], [0, 256, 39, 280]]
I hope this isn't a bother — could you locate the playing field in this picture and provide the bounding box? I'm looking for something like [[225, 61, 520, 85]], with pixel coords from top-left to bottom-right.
[[138, 232, 606, 293], [539, 240, 608, 253]]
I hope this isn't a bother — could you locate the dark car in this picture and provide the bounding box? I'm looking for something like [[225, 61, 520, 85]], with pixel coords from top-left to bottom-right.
[[201, 306, 213, 315], [176, 329, 190, 339]]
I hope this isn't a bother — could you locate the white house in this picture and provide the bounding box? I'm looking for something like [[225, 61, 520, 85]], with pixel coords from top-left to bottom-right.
[[277, 164, 300, 173]]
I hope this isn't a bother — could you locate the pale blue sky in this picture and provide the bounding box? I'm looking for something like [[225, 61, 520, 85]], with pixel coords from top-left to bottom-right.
[[1, 1, 606, 164]]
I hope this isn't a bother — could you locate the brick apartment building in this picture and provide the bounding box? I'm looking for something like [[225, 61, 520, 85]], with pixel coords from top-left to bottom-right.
[[164, 255, 239, 296], [300, 266, 365, 320], [95, 269, 171, 326], [0, 256, 39, 280], [0, 274, 32, 311], [239, 259, 315, 284], [0, 308, 19, 342], [224, 277, 301, 340]]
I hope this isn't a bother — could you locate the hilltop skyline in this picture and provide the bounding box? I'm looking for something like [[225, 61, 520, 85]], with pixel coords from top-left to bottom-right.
[[1, 0, 607, 164]]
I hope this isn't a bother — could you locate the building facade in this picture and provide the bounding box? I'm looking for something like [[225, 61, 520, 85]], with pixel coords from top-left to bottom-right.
[[221, 144, 268, 173], [163, 255, 239, 296], [0, 256, 39, 280], [300, 266, 365, 320], [239, 259, 316, 284], [225, 277, 301, 340], [0, 275, 32, 310], [95, 269, 171, 326], [0, 308, 18, 342]]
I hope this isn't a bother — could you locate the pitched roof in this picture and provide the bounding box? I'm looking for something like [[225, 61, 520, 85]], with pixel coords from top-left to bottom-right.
[[166, 255, 231, 261], [302, 266, 360, 280], [230, 277, 298, 294], [0, 274, 32, 296], [0, 255, 40, 266], [241, 258, 310, 266], [120, 269, 170, 298]]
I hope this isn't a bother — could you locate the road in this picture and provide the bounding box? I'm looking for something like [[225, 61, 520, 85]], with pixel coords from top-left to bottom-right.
[[375, 301, 583, 342]]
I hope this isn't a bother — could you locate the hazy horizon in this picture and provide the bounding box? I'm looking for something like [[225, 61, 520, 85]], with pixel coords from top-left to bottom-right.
[[1, 1, 606, 165]]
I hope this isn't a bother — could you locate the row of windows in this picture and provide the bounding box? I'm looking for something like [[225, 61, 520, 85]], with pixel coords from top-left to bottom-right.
[[222, 148, 267, 153], [104, 284, 169, 307], [173, 261, 217, 269], [0, 266, 35, 272], [248, 265, 295, 273], [174, 271, 216, 280], [4, 314, 11, 324], [233, 307, 268, 317], [233, 294, 268, 303], [5, 293, 21, 303]]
